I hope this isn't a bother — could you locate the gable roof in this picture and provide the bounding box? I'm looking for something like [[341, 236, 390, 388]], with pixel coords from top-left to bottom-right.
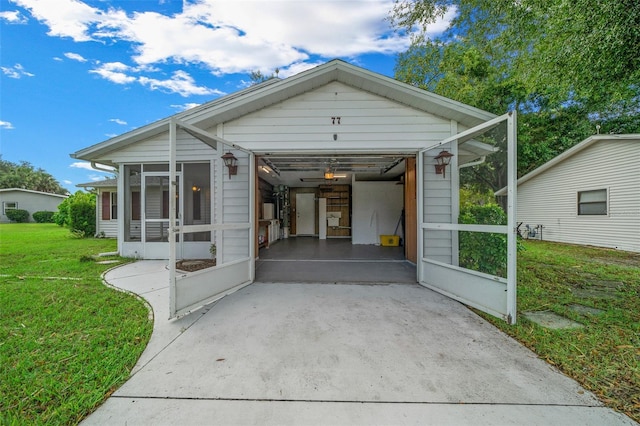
[[76, 178, 118, 188], [495, 134, 640, 195], [0, 188, 68, 198], [71, 59, 496, 163]]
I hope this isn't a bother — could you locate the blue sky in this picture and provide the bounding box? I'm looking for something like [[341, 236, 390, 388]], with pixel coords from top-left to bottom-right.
[[0, 0, 452, 193]]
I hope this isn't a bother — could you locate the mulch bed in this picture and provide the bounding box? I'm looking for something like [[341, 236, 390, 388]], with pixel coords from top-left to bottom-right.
[[175, 259, 217, 272]]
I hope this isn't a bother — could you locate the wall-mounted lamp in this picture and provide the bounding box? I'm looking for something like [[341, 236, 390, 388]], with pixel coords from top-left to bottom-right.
[[192, 185, 201, 192], [434, 150, 454, 178], [221, 152, 238, 178]]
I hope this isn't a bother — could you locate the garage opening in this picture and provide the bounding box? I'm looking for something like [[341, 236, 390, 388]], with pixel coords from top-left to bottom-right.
[[254, 153, 417, 283]]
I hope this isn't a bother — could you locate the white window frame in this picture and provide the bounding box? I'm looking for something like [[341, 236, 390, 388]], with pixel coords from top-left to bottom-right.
[[577, 188, 607, 216], [3, 201, 18, 215]]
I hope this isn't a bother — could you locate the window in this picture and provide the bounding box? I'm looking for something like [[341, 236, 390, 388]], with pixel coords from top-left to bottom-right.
[[3, 202, 18, 215], [578, 189, 607, 215], [101, 192, 117, 220]]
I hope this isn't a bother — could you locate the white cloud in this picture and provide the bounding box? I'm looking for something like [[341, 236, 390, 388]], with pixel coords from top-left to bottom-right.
[[0, 10, 27, 23], [1, 63, 35, 78], [171, 103, 201, 111], [63, 179, 73, 185], [13, 0, 452, 76], [0, 121, 15, 129], [70, 162, 95, 171], [70, 162, 116, 173], [139, 70, 222, 97], [109, 118, 127, 125], [90, 62, 220, 96], [64, 52, 87, 62], [89, 62, 137, 84]]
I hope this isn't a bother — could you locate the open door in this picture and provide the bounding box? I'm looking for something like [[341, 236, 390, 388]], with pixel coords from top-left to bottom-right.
[[168, 119, 255, 318], [417, 112, 517, 324]]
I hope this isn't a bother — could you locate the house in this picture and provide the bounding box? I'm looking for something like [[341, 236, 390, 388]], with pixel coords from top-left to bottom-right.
[[71, 60, 518, 322], [77, 178, 118, 238], [0, 188, 67, 223], [497, 134, 640, 253]]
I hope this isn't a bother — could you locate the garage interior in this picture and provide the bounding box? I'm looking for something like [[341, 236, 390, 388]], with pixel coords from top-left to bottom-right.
[[253, 153, 418, 283]]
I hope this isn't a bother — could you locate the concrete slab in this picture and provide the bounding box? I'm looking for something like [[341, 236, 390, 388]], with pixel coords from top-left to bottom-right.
[[523, 311, 584, 330], [82, 261, 636, 425]]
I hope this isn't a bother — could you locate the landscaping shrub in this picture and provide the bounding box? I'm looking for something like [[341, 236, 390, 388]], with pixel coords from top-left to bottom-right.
[[5, 209, 30, 223], [32, 210, 55, 223], [53, 191, 96, 237], [53, 197, 71, 227], [68, 192, 96, 237], [459, 203, 507, 277]]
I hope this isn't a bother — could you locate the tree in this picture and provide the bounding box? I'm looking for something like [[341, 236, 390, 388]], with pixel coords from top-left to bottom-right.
[[0, 156, 67, 195], [390, 0, 640, 193], [390, 0, 640, 111]]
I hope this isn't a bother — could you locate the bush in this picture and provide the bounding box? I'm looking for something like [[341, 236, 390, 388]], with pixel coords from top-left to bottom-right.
[[32, 211, 55, 223], [68, 192, 96, 237], [53, 197, 71, 227], [459, 203, 508, 277], [5, 209, 30, 223], [53, 191, 96, 237]]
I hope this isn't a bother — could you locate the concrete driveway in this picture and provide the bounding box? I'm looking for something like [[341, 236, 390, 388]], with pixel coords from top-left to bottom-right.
[[82, 261, 636, 425]]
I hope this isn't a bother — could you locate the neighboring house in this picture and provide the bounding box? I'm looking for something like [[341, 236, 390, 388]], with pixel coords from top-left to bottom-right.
[[77, 178, 119, 238], [71, 60, 518, 322], [497, 134, 640, 253], [0, 188, 67, 223]]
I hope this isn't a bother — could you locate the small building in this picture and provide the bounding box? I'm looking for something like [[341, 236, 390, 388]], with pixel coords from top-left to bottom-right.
[[71, 60, 518, 322], [77, 178, 119, 238], [497, 134, 640, 253], [0, 188, 67, 223]]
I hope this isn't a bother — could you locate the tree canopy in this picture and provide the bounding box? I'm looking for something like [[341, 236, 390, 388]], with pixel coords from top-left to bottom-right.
[[390, 0, 640, 192], [0, 157, 68, 195]]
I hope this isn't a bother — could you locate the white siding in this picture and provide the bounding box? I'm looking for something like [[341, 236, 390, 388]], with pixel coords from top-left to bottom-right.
[[517, 139, 640, 252], [102, 128, 216, 164], [220, 82, 452, 151], [220, 150, 251, 263], [422, 143, 455, 263]]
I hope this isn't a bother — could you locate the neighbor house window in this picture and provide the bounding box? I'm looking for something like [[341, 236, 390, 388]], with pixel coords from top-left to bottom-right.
[[3, 202, 17, 215], [101, 191, 117, 220], [578, 189, 607, 215]]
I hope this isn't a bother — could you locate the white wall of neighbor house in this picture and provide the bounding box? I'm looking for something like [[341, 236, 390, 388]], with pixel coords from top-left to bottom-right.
[[517, 139, 640, 252], [0, 190, 66, 223], [352, 181, 404, 245]]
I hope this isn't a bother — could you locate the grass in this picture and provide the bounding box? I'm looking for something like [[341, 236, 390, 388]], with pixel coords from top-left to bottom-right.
[[0, 224, 153, 425], [481, 240, 640, 422], [1, 225, 638, 423]]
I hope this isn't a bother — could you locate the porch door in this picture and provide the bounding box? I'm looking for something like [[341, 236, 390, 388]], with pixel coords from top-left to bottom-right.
[[143, 173, 181, 259], [168, 119, 255, 318], [417, 112, 517, 324]]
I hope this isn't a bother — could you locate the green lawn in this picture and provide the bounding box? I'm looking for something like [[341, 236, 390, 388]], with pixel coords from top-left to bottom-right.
[[0, 224, 153, 425], [484, 240, 640, 422], [1, 225, 638, 423]]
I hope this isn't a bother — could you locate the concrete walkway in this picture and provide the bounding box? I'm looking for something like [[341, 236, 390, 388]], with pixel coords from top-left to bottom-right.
[[82, 261, 636, 425]]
